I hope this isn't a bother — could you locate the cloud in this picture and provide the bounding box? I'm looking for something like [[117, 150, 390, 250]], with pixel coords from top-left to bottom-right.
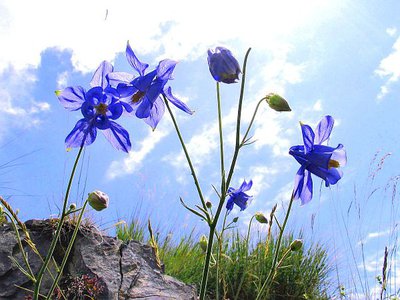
[[0, 0, 344, 73], [357, 229, 391, 246], [375, 36, 400, 100], [107, 127, 170, 179], [0, 67, 51, 140]]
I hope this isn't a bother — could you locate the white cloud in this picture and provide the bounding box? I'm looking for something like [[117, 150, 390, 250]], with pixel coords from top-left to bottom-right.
[[313, 99, 323, 111], [0, 0, 344, 73], [375, 36, 400, 100], [386, 27, 397, 37], [0, 68, 51, 140], [107, 127, 170, 179], [357, 229, 391, 246]]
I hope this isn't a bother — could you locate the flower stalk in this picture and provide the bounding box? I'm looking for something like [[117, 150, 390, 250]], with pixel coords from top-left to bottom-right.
[[33, 146, 84, 300]]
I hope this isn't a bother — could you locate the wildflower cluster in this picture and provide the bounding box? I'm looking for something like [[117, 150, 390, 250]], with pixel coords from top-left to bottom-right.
[[57, 42, 193, 153], [6, 42, 347, 300]]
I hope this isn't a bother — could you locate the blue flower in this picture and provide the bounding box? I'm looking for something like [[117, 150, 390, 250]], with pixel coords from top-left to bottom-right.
[[57, 61, 131, 153], [289, 116, 346, 205], [226, 180, 253, 213], [207, 47, 241, 84], [107, 42, 193, 129]]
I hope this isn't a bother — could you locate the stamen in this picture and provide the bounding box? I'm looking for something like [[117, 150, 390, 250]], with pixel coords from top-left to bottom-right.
[[95, 103, 108, 115], [328, 159, 340, 169], [131, 91, 145, 104]]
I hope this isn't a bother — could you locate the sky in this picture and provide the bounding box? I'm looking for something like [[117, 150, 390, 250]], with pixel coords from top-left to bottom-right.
[[1, 0, 400, 298]]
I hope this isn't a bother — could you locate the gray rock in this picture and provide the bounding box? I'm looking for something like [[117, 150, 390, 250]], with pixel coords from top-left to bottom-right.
[[0, 220, 197, 299]]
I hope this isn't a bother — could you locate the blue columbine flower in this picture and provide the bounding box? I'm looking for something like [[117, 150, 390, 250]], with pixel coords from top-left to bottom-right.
[[226, 180, 253, 213], [57, 61, 132, 153], [207, 47, 241, 84], [289, 115, 346, 205], [107, 42, 193, 129]]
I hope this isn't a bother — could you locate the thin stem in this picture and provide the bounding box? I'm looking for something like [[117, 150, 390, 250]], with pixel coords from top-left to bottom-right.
[[234, 215, 255, 300], [216, 82, 226, 195], [3, 211, 36, 282], [225, 48, 252, 189], [199, 48, 252, 300], [215, 211, 229, 300], [163, 96, 210, 222], [255, 192, 295, 300], [46, 200, 89, 298], [33, 146, 84, 299], [240, 98, 265, 146]]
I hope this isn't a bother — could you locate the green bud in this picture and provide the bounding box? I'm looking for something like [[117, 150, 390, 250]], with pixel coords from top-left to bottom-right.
[[199, 235, 208, 252], [290, 239, 303, 252], [232, 217, 239, 223], [87, 190, 109, 211], [265, 93, 291, 112], [206, 201, 212, 209], [254, 212, 268, 224], [69, 203, 77, 211]]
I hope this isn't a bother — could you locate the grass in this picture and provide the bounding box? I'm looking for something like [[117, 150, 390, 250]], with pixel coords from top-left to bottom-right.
[[116, 217, 332, 299]]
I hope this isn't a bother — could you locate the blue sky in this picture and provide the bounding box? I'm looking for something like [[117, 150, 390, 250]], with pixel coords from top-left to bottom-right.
[[1, 0, 400, 298]]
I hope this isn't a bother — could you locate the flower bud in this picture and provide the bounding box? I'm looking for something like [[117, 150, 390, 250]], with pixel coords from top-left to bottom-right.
[[290, 239, 303, 252], [206, 201, 212, 209], [199, 235, 208, 252], [232, 217, 239, 223], [207, 47, 241, 84], [69, 203, 77, 211], [265, 93, 291, 112], [254, 212, 268, 224], [87, 190, 109, 211]]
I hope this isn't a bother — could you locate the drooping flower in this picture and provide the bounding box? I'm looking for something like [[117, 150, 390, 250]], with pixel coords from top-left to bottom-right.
[[107, 42, 193, 130], [289, 115, 347, 205], [57, 61, 131, 153], [207, 47, 241, 84], [226, 180, 253, 213]]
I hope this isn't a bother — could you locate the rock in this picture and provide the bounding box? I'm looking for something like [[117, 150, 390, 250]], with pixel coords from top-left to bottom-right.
[[0, 220, 197, 299]]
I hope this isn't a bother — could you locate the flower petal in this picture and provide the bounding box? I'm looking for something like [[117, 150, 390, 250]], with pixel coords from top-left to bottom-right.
[[90, 61, 113, 89], [163, 87, 194, 115], [107, 72, 135, 87], [101, 120, 131, 153], [300, 123, 315, 153], [293, 166, 305, 200], [135, 97, 152, 119], [57, 86, 86, 111], [238, 179, 253, 193], [314, 115, 334, 145], [65, 119, 97, 148], [143, 96, 165, 130], [300, 170, 313, 205], [126, 41, 149, 76], [157, 59, 177, 81], [331, 144, 347, 167]]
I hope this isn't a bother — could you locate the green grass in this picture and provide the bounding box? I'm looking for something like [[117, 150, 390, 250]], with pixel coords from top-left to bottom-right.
[[116, 219, 332, 300]]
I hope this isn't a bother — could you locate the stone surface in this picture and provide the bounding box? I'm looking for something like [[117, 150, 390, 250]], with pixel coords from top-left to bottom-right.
[[0, 220, 197, 299]]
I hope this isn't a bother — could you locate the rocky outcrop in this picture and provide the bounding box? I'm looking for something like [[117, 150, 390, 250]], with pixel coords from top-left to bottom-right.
[[0, 220, 197, 299]]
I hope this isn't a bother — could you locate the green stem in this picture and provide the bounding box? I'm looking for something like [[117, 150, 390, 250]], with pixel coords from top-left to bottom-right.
[[240, 98, 265, 146], [234, 215, 254, 300], [4, 211, 36, 282], [46, 200, 89, 298], [199, 48, 252, 300], [216, 82, 226, 195], [163, 96, 210, 222], [33, 146, 84, 299], [255, 192, 295, 300], [215, 211, 228, 300]]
